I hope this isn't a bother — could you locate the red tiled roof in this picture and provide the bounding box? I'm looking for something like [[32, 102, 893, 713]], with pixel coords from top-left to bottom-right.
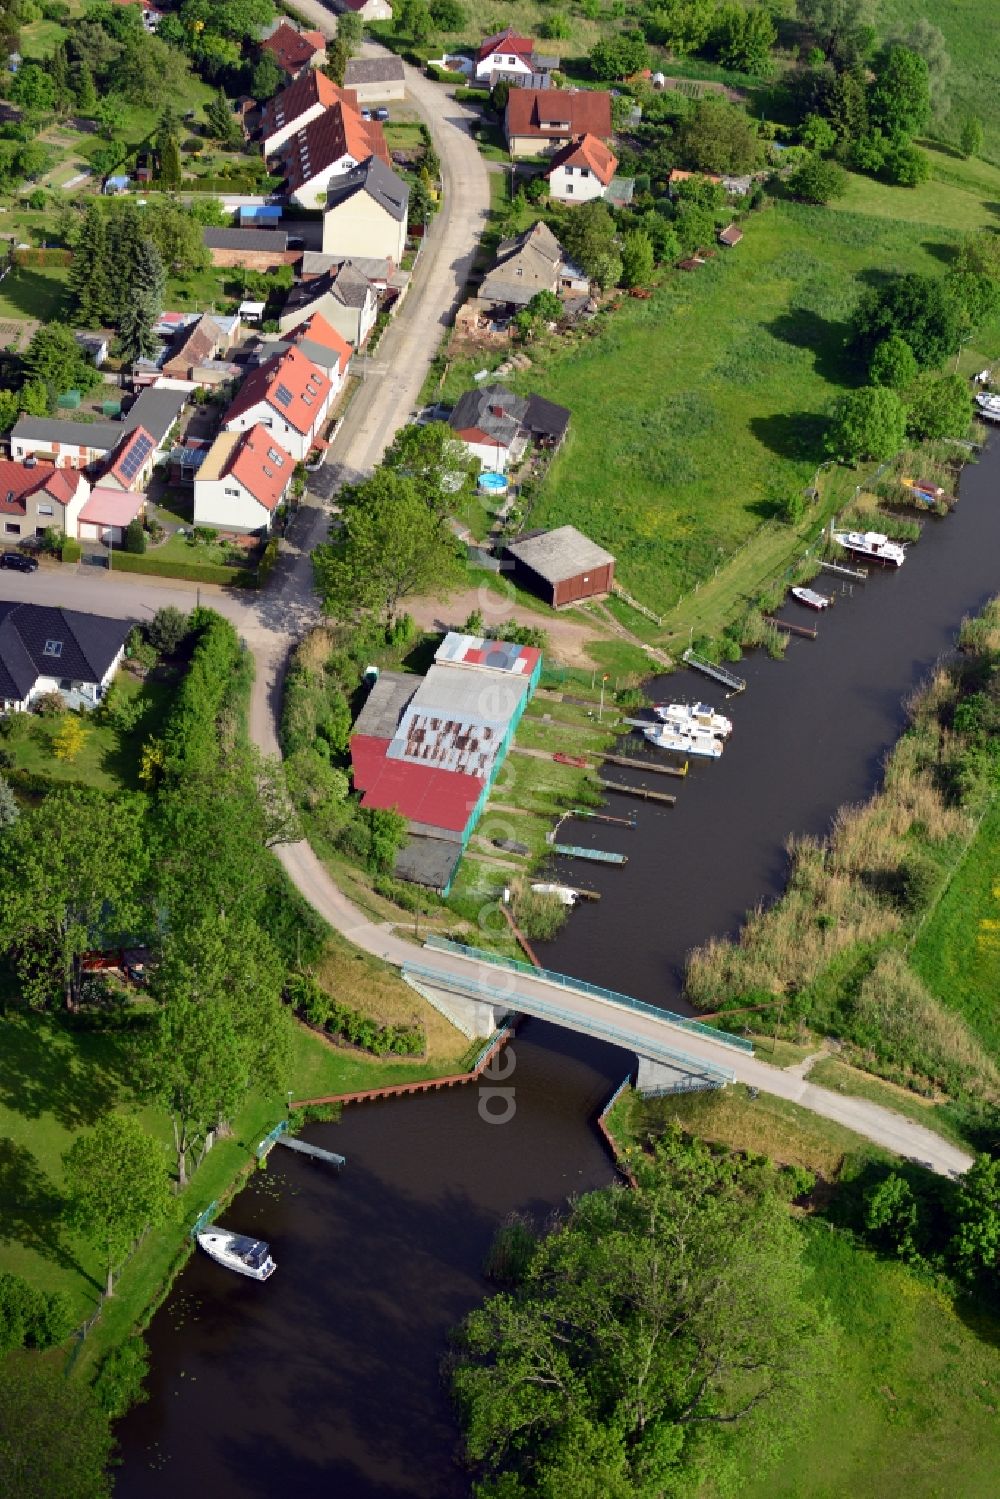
[[505, 88, 612, 142], [669, 168, 722, 185], [286, 311, 352, 372], [0, 460, 47, 515], [39, 469, 80, 506], [226, 425, 292, 512], [261, 21, 323, 76], [277, 102, 390, 192], [478, 28, 534, 62], [162, 313, 222, 374], [258, 70, 359, 140], [224, 345, 332, 437], [350, 735, 484, 833], [102, 426, 155, 489], [547, 132, 618, 185]]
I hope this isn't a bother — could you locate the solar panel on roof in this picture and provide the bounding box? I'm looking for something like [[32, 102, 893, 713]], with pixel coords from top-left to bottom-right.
[[274, 383, 294, 408], [118, 431, 153, 481]]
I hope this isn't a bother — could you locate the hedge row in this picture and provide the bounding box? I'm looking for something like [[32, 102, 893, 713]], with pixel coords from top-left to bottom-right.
[[108, 552, 257, 587], [287, 972, 425, 1057], [161, 611, 246, 778], [13, 247, 73, 266]]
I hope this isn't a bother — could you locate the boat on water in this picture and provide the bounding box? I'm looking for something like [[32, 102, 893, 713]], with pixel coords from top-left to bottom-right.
[[197, 1229, 276, 1281], [975, 392, 1000, 422], [643, 723, 723, 759], [791, 586, 831, 610], [530, 883, 578, 906], [831, 530, 906, 568], [653, 701, 732, 739]]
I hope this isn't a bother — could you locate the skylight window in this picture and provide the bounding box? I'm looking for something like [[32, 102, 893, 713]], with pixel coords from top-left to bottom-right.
[[43, 640, 62, 658], [267, 448, 284, 465]]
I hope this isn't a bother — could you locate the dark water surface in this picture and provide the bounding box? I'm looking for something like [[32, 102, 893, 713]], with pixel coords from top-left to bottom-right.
[[116, 445, 1000, 1496]]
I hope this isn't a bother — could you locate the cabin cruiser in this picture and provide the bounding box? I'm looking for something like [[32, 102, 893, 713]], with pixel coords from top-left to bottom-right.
[[197, 1229, 276, 1281], [653, 701, 732, 739], [530, 883, 579, 906], [643, 723, 723, 759], [830, 530, 906, 567], [975, 391, 1000, 422], [790, 587, 831, 610]]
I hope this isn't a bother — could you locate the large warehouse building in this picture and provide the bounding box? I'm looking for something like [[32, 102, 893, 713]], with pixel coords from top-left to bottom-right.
[[349, 632, 542, 891], [505, 525, 615, 607]]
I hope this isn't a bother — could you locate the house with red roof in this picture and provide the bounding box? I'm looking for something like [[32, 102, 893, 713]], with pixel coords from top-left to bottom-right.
[[475, 27, 557, 86], [98, 426, 156, 493], [193, 425, 293, 534], [0, 459, 90, 543], [505, 87, 612, 158], [271, 100, 391, 208], [223, 344, 336, 461], [257, 70, 360, 157], [260, 21, 326, 82], [546, 133, 618, 202]]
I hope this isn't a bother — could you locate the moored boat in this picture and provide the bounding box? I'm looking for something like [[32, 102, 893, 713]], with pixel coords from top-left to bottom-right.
[[791, 586, 831, 610], [975, 392, 1000, 422], [653, 701, 732, 739], [831, 530, 906, 567], [643, 723, 723, 759], [530, 883, 579, 906], [197, 1229, 276, 1281]]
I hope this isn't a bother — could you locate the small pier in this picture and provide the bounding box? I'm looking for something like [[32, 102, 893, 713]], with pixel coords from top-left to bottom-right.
[[256, 1118, 345, 1169], [569, 806, 637, 829], [598, 778, 676, 806], [551, 842, 628, 865], [614, 740, 689, 775], [682, 649, 746, 694], [821, 560, 867, 582], [763, 615, 818, 640]]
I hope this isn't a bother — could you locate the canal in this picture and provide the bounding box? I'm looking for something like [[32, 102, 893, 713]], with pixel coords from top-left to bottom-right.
[[115, 443, 1000, 1496]]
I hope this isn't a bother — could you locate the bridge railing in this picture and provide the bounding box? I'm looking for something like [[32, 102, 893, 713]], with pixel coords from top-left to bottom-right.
[[421, 937, 754, 1053], [403, 963, 737, 1083]]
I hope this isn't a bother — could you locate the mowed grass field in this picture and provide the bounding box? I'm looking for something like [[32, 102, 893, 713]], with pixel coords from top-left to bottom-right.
[[877, 0, 1000, 164], [912, 796, 1000, 1057], [523, 200, 952, 609], [829, 141, 1000, 231]]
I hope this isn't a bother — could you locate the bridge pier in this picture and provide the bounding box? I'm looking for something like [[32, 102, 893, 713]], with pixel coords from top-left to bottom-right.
[[403, 972, 513, 1040], [635, 1055, 730, 1099]]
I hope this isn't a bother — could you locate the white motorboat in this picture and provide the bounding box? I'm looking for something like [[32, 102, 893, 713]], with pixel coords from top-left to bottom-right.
[[653, 700, 732, 739], [831, 530, 906, 567], [197, 1229, 276, 1281], [791, 586, 831, 610], [530, 883, 578, 906], [643, 723, 723, 759], [975, 391, 1000, 422]]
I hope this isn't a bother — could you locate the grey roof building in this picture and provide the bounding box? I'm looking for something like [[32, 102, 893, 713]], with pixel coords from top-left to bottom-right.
[[449, 385, 571, 451], [203, 227, 291, 253], [352, 670, 416, 739], [0, 602, 131, 710], [479, 220, 587, 310], [505, 526, 615, 608], [10, 416, 121, 453], [301, 250, 391, 283], [322, 155, 409, 223], [343, 55, 406, 87], [121, 386, 189, 447]]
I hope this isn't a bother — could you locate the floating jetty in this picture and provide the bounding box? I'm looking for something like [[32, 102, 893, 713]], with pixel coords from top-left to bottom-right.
[[256, 1119, 345, 1169], [763, 615, 818, 640], [598, 778, 676, 806], [820, 559, 867, 582], [681, 649, 746, 694], [569, 807, 637, 829], [615, 739, 690, 776], [551, 842, 628, 865]]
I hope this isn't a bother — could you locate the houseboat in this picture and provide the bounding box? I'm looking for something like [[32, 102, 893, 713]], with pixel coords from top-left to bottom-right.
[[643, 723, 723, 759], [831, 530, 906, 567], [653, 701, 733, 739]]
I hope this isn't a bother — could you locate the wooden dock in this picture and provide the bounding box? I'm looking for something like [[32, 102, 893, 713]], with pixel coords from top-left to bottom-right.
[[609, 745, 688, 777], [598, 778, 676, 806], [682, 649, 746, 694], [763, 615, 818, 640], [275, 1136, 345, 1168], [552, 842, 628, 865], [821, 560, 867, 582], [570, 806, 637, 828]]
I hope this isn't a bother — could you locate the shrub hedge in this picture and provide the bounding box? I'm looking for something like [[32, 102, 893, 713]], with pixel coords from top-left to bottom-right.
[[109, 553, 257, 587], [287, 972, 425, 1057]]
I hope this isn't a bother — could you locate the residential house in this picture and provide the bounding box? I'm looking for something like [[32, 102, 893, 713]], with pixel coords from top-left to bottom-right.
[[479, 221, 588, 312], [161, 313, 226, 380], [74, 332, 109, 367], [505, 87, 612, 158], [0, 459, 89, 542], [76, 488, 147, 546], [10, 417, 121, 470], [448, 384, 570, 471], [285, 310, 353, 377], [223, 344, 335, 462], [474, 28, 556, 87], [0, 602, 130, 714], [343, 55, 406, 104], [120, 385, 190, 456], [260, 21, 326, 82], [97, 426, 156, 493], [300, 250, 391, 287], [505, 525, 614, 607], [278, 263, 379, 348], [272, 101, 390, 207], [328, 0, 393, 21], [321, 155, 409, 262], [202, 228, 296, 271], [257, 70, 359, 157], [546, 133, 618, 202], [193, 425, 292, 534]]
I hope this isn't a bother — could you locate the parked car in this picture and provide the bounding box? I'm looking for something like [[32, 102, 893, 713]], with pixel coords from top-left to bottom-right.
[[0, 550, 38, 572], [361, 108, 372, 120], [374, 107, 390, 122]]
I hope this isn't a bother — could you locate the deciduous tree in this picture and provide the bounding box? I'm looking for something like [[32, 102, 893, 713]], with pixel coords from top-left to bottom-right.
[[869, 46, 930, 138], [950, 1153, 1000, 1286], [620, 227, 654, 287], [904, 372, 971, 441], [852, 272, 962, 368], [959, 116, 983, 160], [788, 154, 848, 203], [868, 332, 917, 389], [589, 32, 649, 81], [678, 94, 762, 174], [63, 1114, 172, 1296], [826, 384, 906, 461]]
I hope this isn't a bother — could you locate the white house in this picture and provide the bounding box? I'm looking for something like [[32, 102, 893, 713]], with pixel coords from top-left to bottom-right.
[[546, 133, 619, 203], [272, 102, 390, 208], [257, 70, 360, 157], [223, 344, 336, 462], [330, 0, 393, 21], [193, 425, 292, 535], [0, 602, 130, 714], [321, 155, 409, 263], [475, 28, 555, 86], [279, 264, 379, 348], [10, 416, 120, 470]]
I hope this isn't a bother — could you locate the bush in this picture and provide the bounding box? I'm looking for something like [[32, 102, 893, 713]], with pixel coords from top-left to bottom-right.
[[0, 1271, 72, 1354], [787, 156, 849, 204], [108, 553, 256, 586], [61, 538, 82, 564], [286, 972, 425, 1056], [93, 1337, 151, 1419], [99, 680, 147, 732], [146, 606, 192, 656], [514, 888, 570, 942]]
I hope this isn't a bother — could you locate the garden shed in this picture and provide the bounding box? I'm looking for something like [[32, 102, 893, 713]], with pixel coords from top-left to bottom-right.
[[505, 525, 615, 607]]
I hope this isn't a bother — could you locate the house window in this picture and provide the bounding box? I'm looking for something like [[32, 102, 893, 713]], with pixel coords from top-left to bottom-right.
[[565, 184, 573, 195], [225, 486, 239, 496], [43, 640, 63, 658], [581, 168, 590, 178], [4, 522, 20, 535], [37, 504, 54, 516]]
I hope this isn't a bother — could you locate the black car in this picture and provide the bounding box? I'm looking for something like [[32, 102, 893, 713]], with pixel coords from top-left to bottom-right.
[[0, 551, 38, 573]]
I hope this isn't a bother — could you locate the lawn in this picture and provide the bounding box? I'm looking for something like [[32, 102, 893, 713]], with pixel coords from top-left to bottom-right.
[[877, 0, 1000, 165], [829, 142, 1000, 232], [2, 672, 174, 793], [912, 796, 1000, 1058], [808, 1055, 975, 1150], [0, 262, 69, 323]]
